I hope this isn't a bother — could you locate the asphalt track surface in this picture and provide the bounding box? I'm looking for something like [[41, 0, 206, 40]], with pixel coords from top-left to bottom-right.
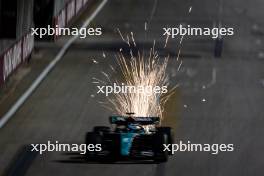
[[1, 0, 264, 175]]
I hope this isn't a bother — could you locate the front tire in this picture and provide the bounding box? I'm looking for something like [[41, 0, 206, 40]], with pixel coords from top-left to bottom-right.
[[157, 127, 173, 155], [153, 133, 168, 163], [85, 132, 102, 160]]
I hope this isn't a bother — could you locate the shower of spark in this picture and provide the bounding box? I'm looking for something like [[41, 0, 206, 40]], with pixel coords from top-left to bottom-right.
[[91, 6, 193, 121], [98, 30, 177, 119]]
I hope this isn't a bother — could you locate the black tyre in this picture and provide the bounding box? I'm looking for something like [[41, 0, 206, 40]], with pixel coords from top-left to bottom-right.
[[93, 126, 110, 135], [102, 133, 120, 163], [85, 132, 102, 160], [153, 133, 168, 163], [157, 127, 173, 155]]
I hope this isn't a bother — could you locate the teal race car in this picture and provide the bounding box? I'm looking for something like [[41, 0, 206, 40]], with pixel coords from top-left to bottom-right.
[[85, 114, 173, 163]]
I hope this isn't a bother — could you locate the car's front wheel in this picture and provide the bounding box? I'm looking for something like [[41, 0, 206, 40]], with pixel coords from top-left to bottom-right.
[[85, 132, 102, 160], [153, 133, 168, 163]]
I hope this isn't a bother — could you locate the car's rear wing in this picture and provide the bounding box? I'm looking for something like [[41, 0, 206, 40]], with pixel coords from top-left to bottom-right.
[[109, 116, 160, 125]]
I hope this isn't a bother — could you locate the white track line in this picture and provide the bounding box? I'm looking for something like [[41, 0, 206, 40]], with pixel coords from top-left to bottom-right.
[[0, 0, 108, 128]]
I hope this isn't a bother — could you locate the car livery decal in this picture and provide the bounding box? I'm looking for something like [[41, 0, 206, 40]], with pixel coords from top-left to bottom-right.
[[120, 133, 137, 156]]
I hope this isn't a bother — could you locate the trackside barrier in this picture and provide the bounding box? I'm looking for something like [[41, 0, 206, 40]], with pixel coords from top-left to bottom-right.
[[22, 33, 34, 61], [66, 0, 76, 25], [0, 54, 3, 85], [0, 31, 34, 87], [0, 0, 108, 129], [53, 0, 93, 40], [76, 0, 83, 14]]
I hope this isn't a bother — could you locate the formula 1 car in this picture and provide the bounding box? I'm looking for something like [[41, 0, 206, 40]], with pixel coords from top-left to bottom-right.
[[85, 114, 173, 163]]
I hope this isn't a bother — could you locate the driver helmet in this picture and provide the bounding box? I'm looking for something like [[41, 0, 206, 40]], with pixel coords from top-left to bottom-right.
[[128, 123, 142, 131]]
